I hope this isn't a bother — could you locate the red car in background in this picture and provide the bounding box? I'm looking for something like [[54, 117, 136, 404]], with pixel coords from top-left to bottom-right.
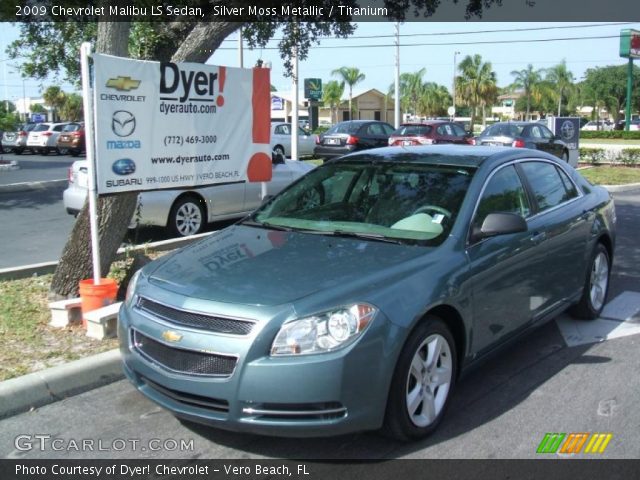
[[56, 122, 85, 157], [388, 121, 474, 146]]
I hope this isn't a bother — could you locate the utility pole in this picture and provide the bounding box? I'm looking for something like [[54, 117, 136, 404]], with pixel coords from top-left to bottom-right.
[[238, 26, 244, 68], [452, 51, 460, 121]]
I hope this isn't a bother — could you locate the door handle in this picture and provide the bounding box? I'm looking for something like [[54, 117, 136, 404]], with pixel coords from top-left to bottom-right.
[[530, 231, 547, 243]]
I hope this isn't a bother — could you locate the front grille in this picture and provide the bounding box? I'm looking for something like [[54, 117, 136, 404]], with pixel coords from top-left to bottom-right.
[[136, 296, 254, 336], [132, 329, 237, 377], [141, 376, 229, 413]]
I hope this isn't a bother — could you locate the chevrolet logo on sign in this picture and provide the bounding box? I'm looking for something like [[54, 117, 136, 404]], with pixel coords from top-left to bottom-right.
[[106, 76, 141, 91], [161, 330, 183, 343]]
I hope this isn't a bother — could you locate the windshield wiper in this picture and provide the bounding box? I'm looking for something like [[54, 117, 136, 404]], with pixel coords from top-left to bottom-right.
[[299, 228, 405, 245], [240, 219, 293, 232]]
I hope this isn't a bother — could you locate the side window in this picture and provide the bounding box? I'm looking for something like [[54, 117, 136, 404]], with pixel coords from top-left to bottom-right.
[[451, 124, 466, 136], [475, 165, 531, 227], [274, 125, 286, 135], [382, 124, 395, 135], [540, 126, 554, 139], [529, 126, 542, 138], [367, 123, 384, 135], [436, 125, 447, 136], [556, 166, 579, 200], [520, 161, 574, 212]]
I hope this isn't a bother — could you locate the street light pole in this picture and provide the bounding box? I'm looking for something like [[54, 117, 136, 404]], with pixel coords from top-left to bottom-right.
[[452, 51, 460, 121], [394, 22, 400, 128]]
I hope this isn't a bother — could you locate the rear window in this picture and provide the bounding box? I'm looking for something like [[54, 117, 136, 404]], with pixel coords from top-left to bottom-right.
[[33, 124, 51, 132], [63, 123, 82, 132], [485, 124, 524, 137], [327, 122, 361, 135], [22, 124, 37, 132], [395, 125, 433, 136]]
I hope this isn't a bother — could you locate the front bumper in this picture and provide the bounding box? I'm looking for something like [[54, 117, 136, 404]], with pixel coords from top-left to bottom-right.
[[63, 185, 87, 215], [118, 292, 395, 437]]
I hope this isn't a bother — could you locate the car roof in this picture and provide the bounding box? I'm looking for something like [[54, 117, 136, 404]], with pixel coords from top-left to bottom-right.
[[335, 144, 557, 168], [400, 120, 448, 126]]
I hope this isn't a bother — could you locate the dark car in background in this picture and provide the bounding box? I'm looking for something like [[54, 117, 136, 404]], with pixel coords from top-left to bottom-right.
[[1, 123, 38, 154], [388, 121, 473, 146], [474, 121, 569, 161], [314, 120, 395, 161], [56, 122, 85, 156]]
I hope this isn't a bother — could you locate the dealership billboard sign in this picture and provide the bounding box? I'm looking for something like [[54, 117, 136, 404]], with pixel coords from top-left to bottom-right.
[[93, 54, 272, 194], [620, 29, 640, 59]]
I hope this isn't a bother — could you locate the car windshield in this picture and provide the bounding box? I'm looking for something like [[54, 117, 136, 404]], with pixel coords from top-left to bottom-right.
[[395, 125, 433, 136], [33, 124, 50, 132], [251, 158, 475, 246]]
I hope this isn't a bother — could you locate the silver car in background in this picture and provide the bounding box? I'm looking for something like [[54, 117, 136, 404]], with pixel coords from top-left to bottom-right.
[[270, 122, 316, 158], [26, 122, 69, 155], [63, 156, 315, 237], [2, 123, 38, 154]]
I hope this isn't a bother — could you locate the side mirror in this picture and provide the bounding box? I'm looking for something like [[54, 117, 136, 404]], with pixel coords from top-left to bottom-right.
[[272, 151, 286, 165], [471, 212, 527, 242]]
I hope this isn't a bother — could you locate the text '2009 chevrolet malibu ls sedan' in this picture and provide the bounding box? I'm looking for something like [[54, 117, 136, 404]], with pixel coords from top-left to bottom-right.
[[119, 145, 616, 441]]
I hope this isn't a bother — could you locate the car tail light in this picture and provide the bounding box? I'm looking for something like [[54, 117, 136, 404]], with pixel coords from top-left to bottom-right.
[[68, 167, 74, 184], [468, 138, 476, 145], [42, 132, 53, 137], [72, 131, 82, 138], [512, 139, 525, 148], [346, 135, 358, 145], [315, 135, 320, 145], [417, 138, 434, 145]]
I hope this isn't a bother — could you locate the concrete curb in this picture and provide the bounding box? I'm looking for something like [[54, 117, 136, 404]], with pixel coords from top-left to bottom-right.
[[604, 182, 640, 193], [0, 349, 123, 420], [0, 179, 67, 193], [0, 230, 213, 280], [0, 160, 20, 171]]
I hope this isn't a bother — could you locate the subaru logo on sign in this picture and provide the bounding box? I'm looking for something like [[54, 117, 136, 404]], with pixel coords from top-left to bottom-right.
[[112, 158, 136, 176], [112, 110, 136, 137]]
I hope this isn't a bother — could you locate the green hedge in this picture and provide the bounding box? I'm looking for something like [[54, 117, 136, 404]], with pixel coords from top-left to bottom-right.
[[579, 147, 640, 166], [580, 131, 640, 140]]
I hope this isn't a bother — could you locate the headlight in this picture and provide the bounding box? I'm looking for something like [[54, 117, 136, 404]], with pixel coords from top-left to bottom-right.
[[270, 304, 377, 356], [125, 269, 142, 305]]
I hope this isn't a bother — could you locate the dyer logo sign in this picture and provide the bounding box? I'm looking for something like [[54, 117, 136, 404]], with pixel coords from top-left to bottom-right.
[[93, 54, 272, 194]]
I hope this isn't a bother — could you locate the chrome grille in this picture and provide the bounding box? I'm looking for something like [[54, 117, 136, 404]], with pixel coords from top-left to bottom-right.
[[132, 330, 237, 377], [136, 296, 254, 335]]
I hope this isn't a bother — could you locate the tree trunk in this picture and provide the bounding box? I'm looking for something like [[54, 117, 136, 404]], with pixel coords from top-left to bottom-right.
[[49, 21, 241, 299]]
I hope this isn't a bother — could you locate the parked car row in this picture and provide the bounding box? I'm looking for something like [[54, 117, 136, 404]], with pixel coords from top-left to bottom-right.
[[312, 120, 570, 162], [1, 122, 85, 156]]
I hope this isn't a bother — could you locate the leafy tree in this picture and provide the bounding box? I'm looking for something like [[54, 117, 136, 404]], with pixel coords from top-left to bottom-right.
[[42, 86, 67, 122], [29, 103, 46, 114], [0, 101, 19, 131], [544, 60, 575, 116], [510, 64, 543, 120], [457, 54, 497, 130], [581, 64, 640, 123], [322, 80, 345, 124], [59, 93, 84, 121], [332, 67, 366, 120]]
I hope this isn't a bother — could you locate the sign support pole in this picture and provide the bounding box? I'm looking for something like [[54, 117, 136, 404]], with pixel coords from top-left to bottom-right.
[[80, 42, 101, 284], [625, 57, 633, 132]]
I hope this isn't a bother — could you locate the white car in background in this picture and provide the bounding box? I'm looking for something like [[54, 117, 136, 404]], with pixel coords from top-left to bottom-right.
[[63, 155, 315, 237], [26, 122, 69, 155], [270, 122, 316, 158], [581, 120, 613, 132]]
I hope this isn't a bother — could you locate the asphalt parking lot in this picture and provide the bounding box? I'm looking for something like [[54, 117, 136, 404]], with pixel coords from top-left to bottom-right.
[[0, 189, 638, 460]]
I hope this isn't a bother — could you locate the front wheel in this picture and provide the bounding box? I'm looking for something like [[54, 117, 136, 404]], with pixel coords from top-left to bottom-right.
[[168, 196, 206, 237], [382, 316, 457, 441], [569, 243, 610, 320]]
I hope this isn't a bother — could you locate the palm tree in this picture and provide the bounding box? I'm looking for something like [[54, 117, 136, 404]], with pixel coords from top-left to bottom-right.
[[510, 64, 543, 120], [332, 67, 365, 120], [456, 54, 498, 131], [419, 82, 452, 117], [399, 69, 426, 117], [42, 86, 66, 122], [322, 80, 345, 124], [545, 60, 575, 116]]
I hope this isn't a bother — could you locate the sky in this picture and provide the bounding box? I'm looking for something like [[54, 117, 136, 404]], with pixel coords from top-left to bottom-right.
[[1, 21, 639, 101]]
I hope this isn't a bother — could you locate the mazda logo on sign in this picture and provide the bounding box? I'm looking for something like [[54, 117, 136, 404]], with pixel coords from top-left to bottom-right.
[[112, 110, 136, 137], [560, 120, 575, 141]]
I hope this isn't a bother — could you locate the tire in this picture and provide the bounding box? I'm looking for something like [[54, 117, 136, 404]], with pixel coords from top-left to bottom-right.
[[168, 196, 206, 237], [40, 148, 48, 156], [273, 145, 285, 157], [569, 243, 610, 320], [382, 316, 457, 441], [14, 148, 22, 155], [58, 148, 69, 155]]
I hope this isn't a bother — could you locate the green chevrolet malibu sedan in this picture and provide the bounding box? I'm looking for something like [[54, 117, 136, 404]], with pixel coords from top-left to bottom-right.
[[119, 145, 616, 440]]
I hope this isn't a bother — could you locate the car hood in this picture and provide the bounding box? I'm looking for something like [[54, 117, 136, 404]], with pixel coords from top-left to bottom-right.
[[147, 225, 432, 306]]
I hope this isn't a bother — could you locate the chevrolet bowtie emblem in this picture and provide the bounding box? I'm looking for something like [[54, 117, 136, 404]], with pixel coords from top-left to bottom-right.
[[106, 76, 141, 91], [162, 330, 183, 343]]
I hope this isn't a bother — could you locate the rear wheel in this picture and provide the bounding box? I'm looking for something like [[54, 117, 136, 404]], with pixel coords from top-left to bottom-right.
[[273, 145, 285, 157], [168, 196, 206, 237], [570, 243, 610, 320], [383, 316, 457, 441]]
